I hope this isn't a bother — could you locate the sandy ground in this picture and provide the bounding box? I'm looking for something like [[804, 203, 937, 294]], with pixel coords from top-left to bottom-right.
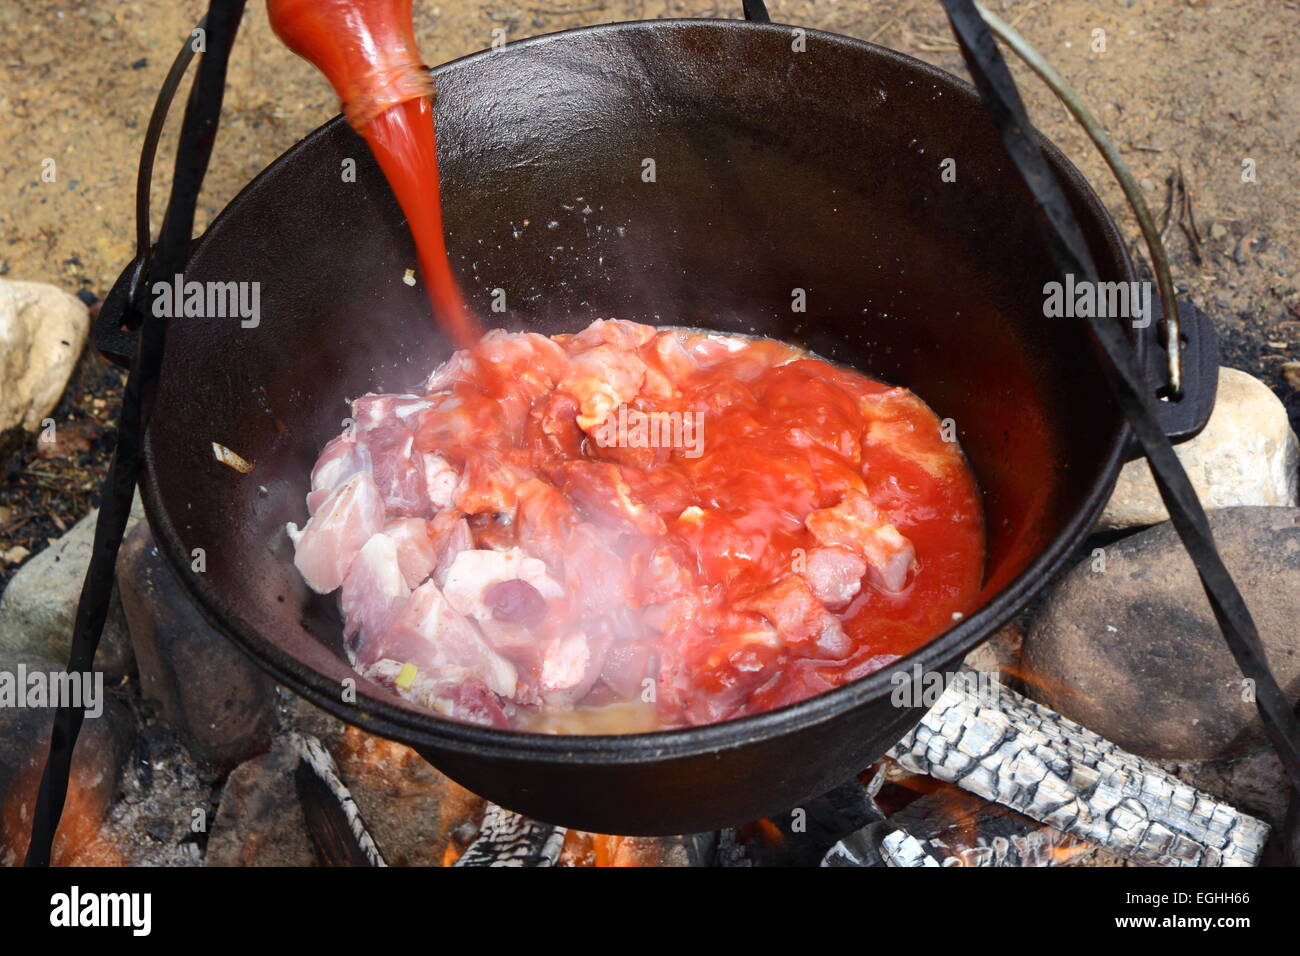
[[0, 0, 1297, 569]]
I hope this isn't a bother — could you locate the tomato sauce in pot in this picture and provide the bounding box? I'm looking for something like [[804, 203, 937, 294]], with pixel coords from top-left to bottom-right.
[[288, 320, 984, 733]]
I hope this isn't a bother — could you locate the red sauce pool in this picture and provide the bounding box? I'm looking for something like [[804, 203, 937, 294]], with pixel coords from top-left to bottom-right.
[[407, 324, 986, 730]]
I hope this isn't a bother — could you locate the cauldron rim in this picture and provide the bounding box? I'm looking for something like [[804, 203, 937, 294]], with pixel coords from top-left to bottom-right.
[[142, 17, 1130, 764]]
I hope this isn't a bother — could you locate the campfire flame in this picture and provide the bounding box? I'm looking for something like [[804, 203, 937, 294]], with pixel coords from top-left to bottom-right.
[[557, 832, 673, 867], [1, 760, 122, 867]]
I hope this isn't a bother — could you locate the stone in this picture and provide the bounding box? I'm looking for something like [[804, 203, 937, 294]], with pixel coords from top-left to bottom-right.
[[1023, 507, 1300, 761], [962, 621, 1025, 686], [207, 727, 482, 866], [117, 522, 275, 776], [277, 685, 348, 749], [0, 497, 143, 680], [205, 738, 315, 867], [0, 279, 91, 434], [1098, 368, 1299, 531], [329, 726, 483, 867], [0, 651, 135, 866]]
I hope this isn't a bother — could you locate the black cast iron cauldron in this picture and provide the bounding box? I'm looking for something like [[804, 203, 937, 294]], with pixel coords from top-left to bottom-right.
[[103, 19, 1215, 834]]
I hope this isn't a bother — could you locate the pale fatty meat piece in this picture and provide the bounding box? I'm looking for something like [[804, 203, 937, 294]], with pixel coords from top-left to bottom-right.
[[800, 545, 868, 609], [362, 580, 517, 700], [340, 532, 410, 645], [428, 513, 474, 586], [735, 575, 826, 646], [423, 453, 459, 510], [361, 424, 429, 517], [441, 548, 564, 624], [539, 630, 608, 707], [307, 433, 371, 514], [383, 517, 438, 589], [558, 344, 648, 431], [288, 471, 386, 593], [568, 318, 658, 352], [362, 659, 511, 728]]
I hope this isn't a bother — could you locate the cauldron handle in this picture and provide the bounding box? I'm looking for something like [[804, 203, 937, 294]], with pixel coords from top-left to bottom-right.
[[27, 1, 248, 866], [1136, 296, 1218, 452], [944, 0, 1300, 861], [93, 17, 207, 368], [952, 3, 1217, 449]]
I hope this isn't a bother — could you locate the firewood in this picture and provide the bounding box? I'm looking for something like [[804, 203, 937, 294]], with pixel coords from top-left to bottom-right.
[[291, 732, 387, 867], [886, 673, 1269, 866], [454, 804, 565, 867], [824, 823, 942, 867]]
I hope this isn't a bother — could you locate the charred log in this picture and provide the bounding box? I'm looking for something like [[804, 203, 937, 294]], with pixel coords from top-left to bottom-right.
[[453, 804, 566, 867], [823, 822, 941, 867], [717, 778, 886, 867], [822, 779, 1080, 868], [887, 673, 1269, 866], [292, 732, 387, 867]]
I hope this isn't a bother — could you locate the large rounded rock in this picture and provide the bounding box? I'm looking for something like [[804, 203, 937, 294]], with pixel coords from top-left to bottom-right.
[[117, 522, 275, 775], [0, 279, 90, 434], [0, 499, 143, 679], [1024, 507, 1300, 761], [1098, 368, 1299, 531]]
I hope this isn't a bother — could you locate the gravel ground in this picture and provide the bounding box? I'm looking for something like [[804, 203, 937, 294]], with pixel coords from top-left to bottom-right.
[[1, 0, 1297, 583]]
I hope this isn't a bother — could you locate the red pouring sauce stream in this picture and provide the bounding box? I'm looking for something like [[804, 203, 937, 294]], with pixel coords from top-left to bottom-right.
[[363, 97, 480, 348], [266, 0, 482, 347]]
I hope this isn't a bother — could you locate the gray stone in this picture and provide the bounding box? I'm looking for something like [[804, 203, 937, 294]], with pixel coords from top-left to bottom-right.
[[1098, 368, 1299, 531], [0, 279, 90, 434], [1024, 506, 1300, 761], [0, 497, 143, 680], [0, 651, 135, 866], [330, 726, 483, 867], [117, 522, 275, 776], [205, 738, 315, 867], [962, 622, 1025, 686]]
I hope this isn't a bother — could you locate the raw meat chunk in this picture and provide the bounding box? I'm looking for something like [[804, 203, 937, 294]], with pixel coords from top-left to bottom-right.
[[384, 517, 437, 589], [441, 548, 564, 624], [363, 580, 517, 701], [800, 546, 868, 609], [805, 490, 916, 592], [288, 472, 385, 593], [340, 532, 410, 645]]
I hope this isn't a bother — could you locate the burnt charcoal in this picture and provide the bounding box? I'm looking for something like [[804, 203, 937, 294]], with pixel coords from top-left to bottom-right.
[[293, 732, 385, 867], [718, 778, 886, 867], [886, 788, 1087, 867], [822, 822, 893, 867]]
